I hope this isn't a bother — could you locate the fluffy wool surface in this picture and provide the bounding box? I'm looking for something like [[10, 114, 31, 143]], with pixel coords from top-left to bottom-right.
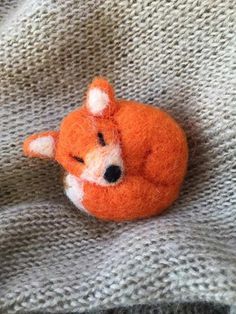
[[1, 0, 235, 313], [23, 78, 188, 221]]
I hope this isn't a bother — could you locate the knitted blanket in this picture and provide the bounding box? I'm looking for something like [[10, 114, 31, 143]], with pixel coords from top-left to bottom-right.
[[0, 0, 235, 313]]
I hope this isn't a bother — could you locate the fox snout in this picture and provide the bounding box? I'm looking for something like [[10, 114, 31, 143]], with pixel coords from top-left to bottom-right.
[[104, 165, 122, 183], [80, 144, 124, 186]]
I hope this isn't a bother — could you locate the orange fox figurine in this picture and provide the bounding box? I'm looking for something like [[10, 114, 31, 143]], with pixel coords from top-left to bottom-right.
[[23, 77, 188, 221]]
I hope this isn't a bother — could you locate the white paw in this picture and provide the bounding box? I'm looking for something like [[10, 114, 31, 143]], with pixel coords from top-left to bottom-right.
[[64, 173, 88, 214]]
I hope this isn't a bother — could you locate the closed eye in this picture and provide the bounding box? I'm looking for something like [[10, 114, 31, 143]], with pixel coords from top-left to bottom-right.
[[72, 156, 84, 163], [97, 132, 106, 146]]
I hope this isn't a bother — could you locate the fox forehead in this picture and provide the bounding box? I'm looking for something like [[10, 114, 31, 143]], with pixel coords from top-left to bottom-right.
[[60, 108, 96, 135], [57, 107, 119, 153]]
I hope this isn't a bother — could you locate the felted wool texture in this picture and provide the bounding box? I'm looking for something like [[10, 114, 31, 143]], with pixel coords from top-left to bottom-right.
[[0, 0, 236, 313], [24, 78, 188, 221]]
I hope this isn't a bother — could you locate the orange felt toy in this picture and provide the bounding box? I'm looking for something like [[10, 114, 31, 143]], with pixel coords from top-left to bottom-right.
[[23, 77, 188, 221]]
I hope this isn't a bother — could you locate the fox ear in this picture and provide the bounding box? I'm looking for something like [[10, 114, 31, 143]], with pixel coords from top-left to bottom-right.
[[85, 77, 118, 117], [23, 131, 58, 159]]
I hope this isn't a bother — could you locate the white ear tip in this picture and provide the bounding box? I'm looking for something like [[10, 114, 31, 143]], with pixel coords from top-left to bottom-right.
[[29, 136, 55, 158], [87, 88, 109, 115]]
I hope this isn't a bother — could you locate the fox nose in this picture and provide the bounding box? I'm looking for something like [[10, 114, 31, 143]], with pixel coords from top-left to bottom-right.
[[104, 165, 122, 183]]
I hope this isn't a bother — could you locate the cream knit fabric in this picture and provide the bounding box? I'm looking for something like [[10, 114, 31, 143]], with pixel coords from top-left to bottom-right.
[[0, 0, 235, 313]]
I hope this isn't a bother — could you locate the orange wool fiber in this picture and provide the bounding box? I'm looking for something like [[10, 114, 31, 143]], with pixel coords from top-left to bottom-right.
[[23, 77, 188, 221]]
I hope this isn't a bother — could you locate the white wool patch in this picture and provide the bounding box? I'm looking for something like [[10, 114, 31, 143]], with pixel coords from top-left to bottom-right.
[[81, 144, 123, 186], [64, 173, 88, 214], [87, 87, 109, 115], [29, 135, 55, 158]]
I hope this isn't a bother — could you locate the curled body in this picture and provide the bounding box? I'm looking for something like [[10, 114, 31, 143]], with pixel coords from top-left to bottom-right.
[[24, 78, 188, 221]]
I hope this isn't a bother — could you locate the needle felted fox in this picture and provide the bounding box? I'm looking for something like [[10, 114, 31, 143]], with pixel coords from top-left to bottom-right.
[[23, 77, 188, 221]]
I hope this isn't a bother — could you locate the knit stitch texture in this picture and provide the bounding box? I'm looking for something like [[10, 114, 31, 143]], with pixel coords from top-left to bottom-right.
[[0, 0, 235, 313]]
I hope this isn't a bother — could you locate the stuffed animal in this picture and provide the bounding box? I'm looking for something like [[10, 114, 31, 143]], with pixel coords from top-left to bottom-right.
[[23, 77, 188, 221]]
